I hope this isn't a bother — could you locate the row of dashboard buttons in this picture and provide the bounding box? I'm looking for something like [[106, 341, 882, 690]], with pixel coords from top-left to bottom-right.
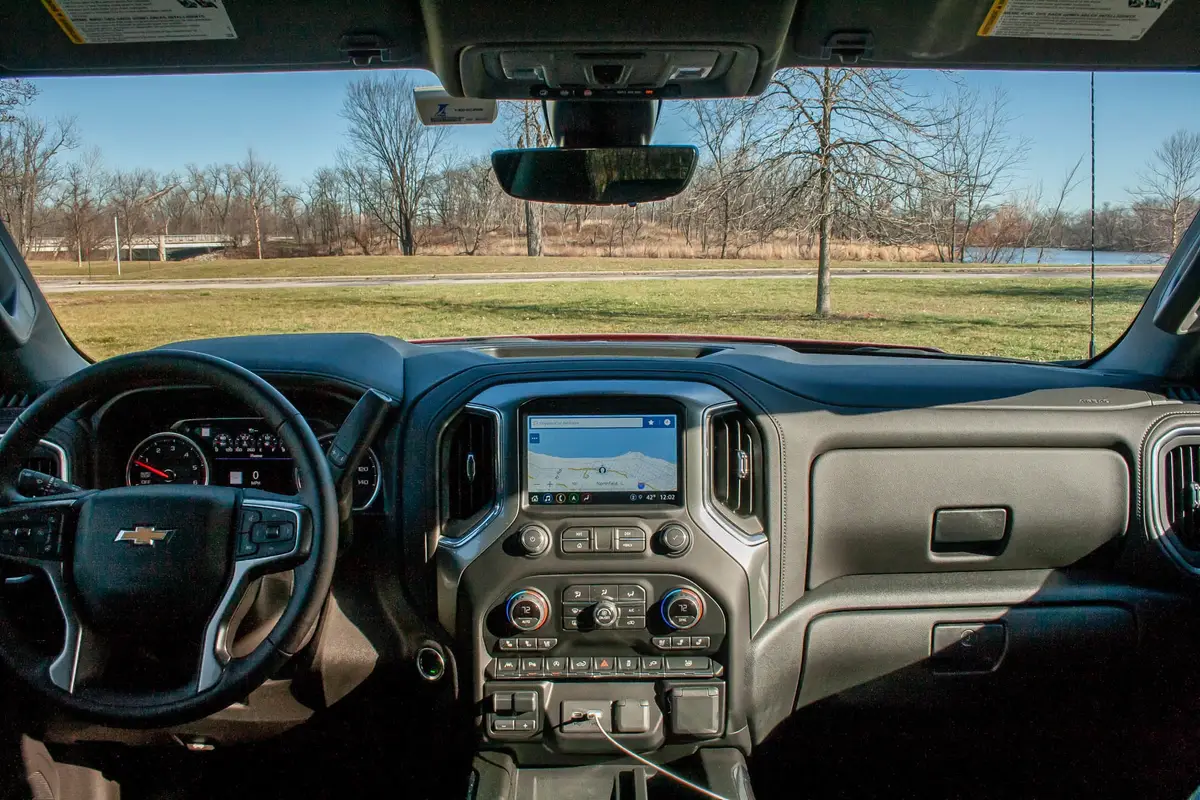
[[563, 584, 646, 603], [562, 602, 646, 630], [560, 527, 646, 554], [497, 637, 558, 652], [653, 635, 711, 650], [490, 655, 716, 679]]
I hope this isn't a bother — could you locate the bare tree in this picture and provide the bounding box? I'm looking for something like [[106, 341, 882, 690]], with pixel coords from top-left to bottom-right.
[[1133, 129, 1200, 251], [0, 114, 79, 256], [108, 168, 156, 261], [0, 79, 37, 125], [502, 101, 552, 256], [433, 157, 504, 255], [767, 68, 935, 316], [238, 149, 280, 259], [340, 74, 448, 255], [58, 148, 108, 268]]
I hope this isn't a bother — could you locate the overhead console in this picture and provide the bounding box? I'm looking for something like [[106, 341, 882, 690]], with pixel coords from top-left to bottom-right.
[[433, 380, 769, 761], [458, 44, 760, 100]]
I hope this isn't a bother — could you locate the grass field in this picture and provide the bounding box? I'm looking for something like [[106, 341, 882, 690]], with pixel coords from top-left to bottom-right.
[[44, 276, 1155, 362], [25, 255, 1148, 282]]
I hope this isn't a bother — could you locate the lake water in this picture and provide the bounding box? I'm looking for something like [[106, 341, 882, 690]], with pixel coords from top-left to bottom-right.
[[965, 247, 1167, 266]]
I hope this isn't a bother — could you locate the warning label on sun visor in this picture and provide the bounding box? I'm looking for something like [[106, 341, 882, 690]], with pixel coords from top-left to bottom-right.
[[978, 0, 1173, 41], [41, 0, 237, 44]]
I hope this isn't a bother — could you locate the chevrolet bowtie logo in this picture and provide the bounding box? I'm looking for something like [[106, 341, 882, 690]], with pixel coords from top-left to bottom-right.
[[114, 525, 174, 546]]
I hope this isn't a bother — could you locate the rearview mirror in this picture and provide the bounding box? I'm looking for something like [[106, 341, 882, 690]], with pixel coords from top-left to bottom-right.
[[491, 146, 698, 205]]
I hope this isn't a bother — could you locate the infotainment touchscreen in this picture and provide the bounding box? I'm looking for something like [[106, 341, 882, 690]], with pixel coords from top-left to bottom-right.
[[525, 414, 681, 506]]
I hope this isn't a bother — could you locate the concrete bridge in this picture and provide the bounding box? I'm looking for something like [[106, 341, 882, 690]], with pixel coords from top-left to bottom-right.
[[28, 234, 239, 261]]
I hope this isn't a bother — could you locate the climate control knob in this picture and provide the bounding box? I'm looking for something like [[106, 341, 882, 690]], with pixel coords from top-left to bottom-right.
[[592, 600, 619, 629], [505, 588, 550, 632], [661, 588, 704, 630]]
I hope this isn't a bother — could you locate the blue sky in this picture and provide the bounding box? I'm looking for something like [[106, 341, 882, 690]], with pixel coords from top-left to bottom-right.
[[528, 417, 677, 463], [24, 68, 1200, 210]]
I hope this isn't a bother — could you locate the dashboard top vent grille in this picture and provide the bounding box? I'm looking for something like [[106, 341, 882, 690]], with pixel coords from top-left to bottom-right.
[[709, 407, 764, 534], [1163, 441, 1200, 551], [440, 409, 497, 538], [1164, 385, 1200, 402]]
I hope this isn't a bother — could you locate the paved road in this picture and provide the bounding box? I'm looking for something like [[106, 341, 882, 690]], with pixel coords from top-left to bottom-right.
[[36, 265, 1164, 293]]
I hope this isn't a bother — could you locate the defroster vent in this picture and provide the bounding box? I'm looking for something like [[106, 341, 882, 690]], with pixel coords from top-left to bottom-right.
[[440, 409, 498, 539], [709, 407, 764, 534]]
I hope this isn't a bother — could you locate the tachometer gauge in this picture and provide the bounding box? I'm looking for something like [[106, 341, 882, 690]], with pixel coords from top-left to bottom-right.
[[126, 432, 210, 486], [318, 434, 381, 510]]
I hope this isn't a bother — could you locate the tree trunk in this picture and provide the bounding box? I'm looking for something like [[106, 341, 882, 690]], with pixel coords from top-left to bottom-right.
[[815, 67, 834, 319], [253, 205, 263, 260], [525, 201, 542, 256]]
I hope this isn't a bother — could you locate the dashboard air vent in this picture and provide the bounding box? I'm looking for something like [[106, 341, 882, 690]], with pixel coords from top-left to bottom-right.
[[440, 409, 497, 537], [1164, 441, 1200, 551], [709, 407, 764, 533], [1164, 385, 1200, 402], [0, 393, 30, 409], [23, 454, 59, 478]]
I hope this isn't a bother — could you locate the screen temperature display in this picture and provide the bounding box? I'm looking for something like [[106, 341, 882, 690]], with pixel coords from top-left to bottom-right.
[[525, 414, 680, 506]]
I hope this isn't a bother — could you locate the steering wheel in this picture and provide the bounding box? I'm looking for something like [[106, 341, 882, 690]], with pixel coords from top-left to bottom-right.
[[0, 351, 338, 727]]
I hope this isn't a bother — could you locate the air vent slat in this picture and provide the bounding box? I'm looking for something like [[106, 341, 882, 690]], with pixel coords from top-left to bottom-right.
[[709, 407, 763, 532], [441, 410, 497, 537], [1164, 385, 1200, 402], [1162, 440, 1200, 551]]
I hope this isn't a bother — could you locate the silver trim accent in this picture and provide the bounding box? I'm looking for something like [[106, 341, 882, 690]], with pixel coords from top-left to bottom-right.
[[700, 402, 767, 547], [435, 404, 503, 549], [197, 499, 305, 693], [37, 439, 69, 482], [1146, 425, 1200, 575], [125, 431, 211, 487], [415, 646, 446, 682]]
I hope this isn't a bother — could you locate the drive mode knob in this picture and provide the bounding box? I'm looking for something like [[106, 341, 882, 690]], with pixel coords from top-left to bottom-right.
[[517, 524, 551, 557], [658, 524, 692, 556], [661, 588, 704, 630], [592, 599, 619, 629], [506, 589, 550, 631]]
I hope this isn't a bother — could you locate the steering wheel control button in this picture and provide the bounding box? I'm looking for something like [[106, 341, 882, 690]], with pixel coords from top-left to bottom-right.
[[235, 535, 259, 558], [416, 647, 446, 682], [517, 524, 551, 557], [505, 588, 550, 632], [658, 524, 692, 556], [661, 588, 705, 630], [592, 600, 619, 628], [238, 509, 261, 533], [250, 521, 294, 544]]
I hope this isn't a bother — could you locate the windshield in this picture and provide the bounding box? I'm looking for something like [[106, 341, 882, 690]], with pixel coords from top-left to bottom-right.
[[1, 69, 1194, 361]]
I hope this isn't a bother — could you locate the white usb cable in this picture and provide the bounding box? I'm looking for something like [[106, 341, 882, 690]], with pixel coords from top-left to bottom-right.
[[584, 711, 732, 800]]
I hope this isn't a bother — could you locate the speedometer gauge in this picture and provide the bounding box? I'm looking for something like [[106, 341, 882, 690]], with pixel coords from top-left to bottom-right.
[[126, 432, 210, 486]]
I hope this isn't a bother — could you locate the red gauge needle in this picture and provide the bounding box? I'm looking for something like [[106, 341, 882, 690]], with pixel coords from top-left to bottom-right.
[[134, 460, 171, 479]]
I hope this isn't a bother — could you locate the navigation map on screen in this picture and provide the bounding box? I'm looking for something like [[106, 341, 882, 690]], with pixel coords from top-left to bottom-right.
[[526, 415, 680, 505]]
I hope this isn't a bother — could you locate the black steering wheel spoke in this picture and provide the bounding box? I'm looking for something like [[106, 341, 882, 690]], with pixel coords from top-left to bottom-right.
[[196, 494, 313, 694]]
